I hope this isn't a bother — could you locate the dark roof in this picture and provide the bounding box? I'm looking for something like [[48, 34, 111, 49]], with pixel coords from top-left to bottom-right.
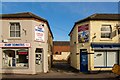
[[0, 12, 47, 21], [69, 13, 120, 35], [53, 41, 70, 46], [0, 12, 53, 38]]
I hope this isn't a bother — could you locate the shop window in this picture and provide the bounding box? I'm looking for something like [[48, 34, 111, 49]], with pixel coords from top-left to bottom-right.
[[101, 25, 112, 38], [94, 51, 117, 68], [16, 49, 28, 67], [10, 22, 21, 37], [2, 49, 29, 68], [3, 50, 15, 67]]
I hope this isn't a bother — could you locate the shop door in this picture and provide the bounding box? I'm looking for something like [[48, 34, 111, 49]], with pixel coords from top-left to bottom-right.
[[35, 48, 43, 72], [80, 49, 88, 73]]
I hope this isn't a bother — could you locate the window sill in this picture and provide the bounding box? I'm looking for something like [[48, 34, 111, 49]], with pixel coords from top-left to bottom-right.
[[8, 38, 21, 40], [94, 66, 112, 68], [100, 38, 112, 41], [2, 67, 29, 69]]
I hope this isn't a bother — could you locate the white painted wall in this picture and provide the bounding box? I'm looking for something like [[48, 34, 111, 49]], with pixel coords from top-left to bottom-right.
[[53, 52, 70, 61]]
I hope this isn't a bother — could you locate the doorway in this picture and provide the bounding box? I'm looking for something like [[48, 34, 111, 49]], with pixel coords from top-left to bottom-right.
[[80, 49, 88, 73], [35, 48, 43, 72]]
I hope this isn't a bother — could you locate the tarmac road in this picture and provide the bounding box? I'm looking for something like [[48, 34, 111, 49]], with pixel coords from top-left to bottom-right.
[[1, 61, 119, 80]]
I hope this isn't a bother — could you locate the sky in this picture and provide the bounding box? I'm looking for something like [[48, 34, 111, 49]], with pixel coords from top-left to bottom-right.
[[0, 2, 119, 41]]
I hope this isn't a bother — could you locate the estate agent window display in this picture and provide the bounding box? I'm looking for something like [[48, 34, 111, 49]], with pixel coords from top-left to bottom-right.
[[2, 48, 29, 68]]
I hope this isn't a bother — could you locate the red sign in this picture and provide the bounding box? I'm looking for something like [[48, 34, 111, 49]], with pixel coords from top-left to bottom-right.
[[18, 52, 28, 55], [78, 24, 89, 32]]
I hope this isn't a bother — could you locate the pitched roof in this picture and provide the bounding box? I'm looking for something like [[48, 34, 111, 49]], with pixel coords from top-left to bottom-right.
[[0, 12, 53, 38], [0, 12, 47, 21], [69, 13, 120, 35], [53, 41, 70, 46]]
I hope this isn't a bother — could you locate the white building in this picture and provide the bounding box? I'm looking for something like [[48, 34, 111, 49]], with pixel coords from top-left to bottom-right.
[[0, 12, 53, 74]]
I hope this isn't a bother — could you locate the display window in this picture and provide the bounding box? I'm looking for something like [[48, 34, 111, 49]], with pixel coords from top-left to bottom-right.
[[94, 50, 117, 68], [2, 48, 29, 68]]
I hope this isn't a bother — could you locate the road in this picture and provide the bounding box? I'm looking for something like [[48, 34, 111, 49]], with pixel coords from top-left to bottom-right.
[[1, 61, 119, 80]]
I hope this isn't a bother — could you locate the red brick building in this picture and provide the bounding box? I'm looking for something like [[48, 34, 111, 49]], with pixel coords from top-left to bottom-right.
[[53, 41, 70, 61]]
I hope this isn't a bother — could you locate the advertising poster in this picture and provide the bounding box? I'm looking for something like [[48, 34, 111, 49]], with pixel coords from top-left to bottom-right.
[[35, 25, 44, 42], [78, 24, 89, 43]]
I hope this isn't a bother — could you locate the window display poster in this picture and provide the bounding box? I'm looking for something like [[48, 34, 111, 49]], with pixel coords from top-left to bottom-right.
[[78, 24, 89, 43], [35, 25, 44, 42]]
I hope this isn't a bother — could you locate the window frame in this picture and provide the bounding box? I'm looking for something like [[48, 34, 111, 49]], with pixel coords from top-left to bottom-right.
[[100, 25, 112, 39], [2, 48, 29, 68], [94, 50, 118, 68], [9, 22, 21, 38]]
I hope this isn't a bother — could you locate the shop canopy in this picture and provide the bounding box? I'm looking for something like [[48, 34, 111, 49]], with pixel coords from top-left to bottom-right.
[[17, 49, 28, 55], [91, 43, 120, 49]]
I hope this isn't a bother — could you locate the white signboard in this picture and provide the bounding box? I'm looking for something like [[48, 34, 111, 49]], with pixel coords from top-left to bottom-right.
[[0, 43, 31, 47], [35, 25, 44, 42]]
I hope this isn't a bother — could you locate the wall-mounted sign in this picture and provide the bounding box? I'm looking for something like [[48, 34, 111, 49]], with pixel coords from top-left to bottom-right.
[[0, 43, 31, 47], [35, 25, 44, 42], [78, 24, 89, 43]]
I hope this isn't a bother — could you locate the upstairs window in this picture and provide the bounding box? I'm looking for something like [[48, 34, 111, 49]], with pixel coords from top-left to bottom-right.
[[10, 23, 21, 37], [101, 25, 112, 38]]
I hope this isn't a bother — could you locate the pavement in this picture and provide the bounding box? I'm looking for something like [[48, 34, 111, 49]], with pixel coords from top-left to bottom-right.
[[0, 61, 119, 80]]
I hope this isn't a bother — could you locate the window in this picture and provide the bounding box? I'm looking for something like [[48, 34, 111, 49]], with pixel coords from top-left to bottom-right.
[[101, 25, 112, 38], [94, 51, 117, 68], [2, 48, 29, 68], [10, 23, 21, 37]]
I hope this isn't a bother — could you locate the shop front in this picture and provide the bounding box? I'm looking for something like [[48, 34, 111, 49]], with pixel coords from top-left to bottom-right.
[[0, 43, 30, 69], [91, 43, 120, 69]]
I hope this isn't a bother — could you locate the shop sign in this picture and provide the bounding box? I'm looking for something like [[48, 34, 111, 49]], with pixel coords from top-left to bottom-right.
[[35, 25, 44, 42], [78, 24, 89, 43], [0, 43, 30, 47]]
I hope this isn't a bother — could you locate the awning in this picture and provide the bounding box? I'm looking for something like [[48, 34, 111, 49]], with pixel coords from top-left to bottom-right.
[[17, 49, 28, 55], [91, 43, 120, 48]]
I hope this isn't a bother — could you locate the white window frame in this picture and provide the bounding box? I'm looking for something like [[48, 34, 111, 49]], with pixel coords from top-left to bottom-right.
[[101, 25, 112, 39], [94, 51, 117, 68], [2, 48, 29, 68], [10, 22, 21, 38]]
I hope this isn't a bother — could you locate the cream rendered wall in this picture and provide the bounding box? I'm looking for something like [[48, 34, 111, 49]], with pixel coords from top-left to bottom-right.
[[1, 20, 36, 74], [0, 20, 2, 74], [31, 20, 48, 73], [53, 52, 70, 61], [48, 30, 53, 69], [70, 25, 78, 69], [2, 20, 33, 42], [89, 20, 119, 71], [89, 20, 119, 43], [76, 22, 90, 70], [70, 20, 119, 71], [70, 21, 90, 70]]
